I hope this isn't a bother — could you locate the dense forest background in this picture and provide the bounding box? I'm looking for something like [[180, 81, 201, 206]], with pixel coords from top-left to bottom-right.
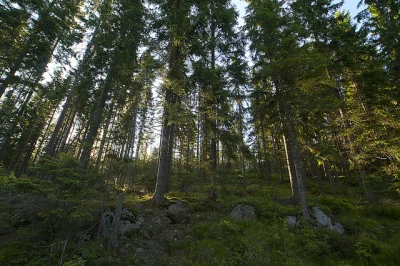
[[0, 0, 399, 265]]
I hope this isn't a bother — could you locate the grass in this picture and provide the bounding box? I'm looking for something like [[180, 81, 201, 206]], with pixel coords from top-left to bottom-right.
[[163, 175, 400, 266], [0, 172, 399, 265]]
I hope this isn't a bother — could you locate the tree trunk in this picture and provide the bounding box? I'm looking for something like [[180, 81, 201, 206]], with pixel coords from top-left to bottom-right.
[[283, 118, 309, 219], [109, 193, 124, 248], [80, 64, 114, 169], [95, 104, 114, 170], [32, 106, 57, 164], [283, 134, 299, 202], [324, 161, 337, 196], [57, 111, 76, 154], [46, 30, 96, 157], [312, 159, 325, 195], [165, 122, 175, 192], [152, 116, 171, 205], [0, 0, 60, 91], [275, 75, 309, 218], [260, 122, 271, 184]]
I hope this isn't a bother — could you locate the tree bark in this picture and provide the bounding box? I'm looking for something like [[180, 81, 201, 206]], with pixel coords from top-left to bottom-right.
[[80, 63, 114, 169], [45, 29, 96, 157], [152, 115, 172, 205], [283, 134, 300, 202], [324, 161, 337, 196], [109, 193, 124, 248]]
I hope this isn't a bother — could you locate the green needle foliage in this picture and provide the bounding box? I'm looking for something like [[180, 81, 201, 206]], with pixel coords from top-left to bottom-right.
[[0, 0, 399, 264]]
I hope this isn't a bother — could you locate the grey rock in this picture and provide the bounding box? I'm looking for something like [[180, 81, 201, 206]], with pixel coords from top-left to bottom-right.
[[120, 208, 144, 235], [286, 216, 298, 227], [230, 204, 256, 221], [312, 207, 344, 235], [166, 200, 191, 223], [99, 209, 114, 239], [99, 208, 144, 237]]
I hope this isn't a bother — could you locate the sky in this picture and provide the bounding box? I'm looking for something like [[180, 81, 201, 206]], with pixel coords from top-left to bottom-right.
[[232, 0, 364, 25]]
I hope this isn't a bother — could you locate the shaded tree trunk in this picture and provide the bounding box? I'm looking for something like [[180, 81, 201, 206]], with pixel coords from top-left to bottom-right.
[[283, 134, 299, 202], [45, 30, 96, 157], [324, 161, 337, 196], [109, 192, 124, 248], [80, 63, 114, 169]]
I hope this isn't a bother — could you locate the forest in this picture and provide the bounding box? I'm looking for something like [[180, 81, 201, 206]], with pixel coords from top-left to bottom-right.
[[0, 0, 399, 265]]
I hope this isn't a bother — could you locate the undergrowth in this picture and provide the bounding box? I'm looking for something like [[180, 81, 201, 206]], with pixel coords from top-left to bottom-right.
[[0, 165, 399, 265]]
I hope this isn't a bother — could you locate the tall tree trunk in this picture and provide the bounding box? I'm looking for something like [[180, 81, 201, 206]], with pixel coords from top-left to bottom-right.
[[152, 115, 172, 205], [282, 117, 309, 219], [165, 122, 175, 193], [57, 111, 76, 154], [283, 134, 300, 202], [209, 15, 218, 185], [0, 61, 53, 162], [276, 76, 309, 218], [18, 128, 40, 176], [32, 106, 57, 164], [185, 128, 190, 177], [312, 159, 325, 195], [77, 123, 90, 160], [95, 104, 114, 170], [0, 32, 60, 97], [260, 121, 271, 184], [323, 161, 337, 196], [45, 30, 96, 156], [80, 63, 114, 169], [196, 106, 201, 184], [12, 127, 36, 175]]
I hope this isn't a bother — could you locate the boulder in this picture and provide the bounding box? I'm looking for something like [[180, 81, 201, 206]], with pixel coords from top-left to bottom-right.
[[99, 209, 114, 239], [99, 208, 144, 237], [312, 207, 345, 235], [120, 208, 144, 235], [285, 207, 345, 235], [166, 200, 191, 223], [230, 204, 256, 221], [286, 216, 298, 227]]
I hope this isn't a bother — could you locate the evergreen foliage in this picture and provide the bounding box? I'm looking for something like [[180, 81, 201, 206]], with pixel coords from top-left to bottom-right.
[[0, 0, 399, 264]]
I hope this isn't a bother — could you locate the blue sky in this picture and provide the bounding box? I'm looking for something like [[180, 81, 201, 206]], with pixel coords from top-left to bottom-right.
[[232, 0, 364, 24]]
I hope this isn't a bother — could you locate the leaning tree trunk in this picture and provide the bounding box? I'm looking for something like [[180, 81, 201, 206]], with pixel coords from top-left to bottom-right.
[[277, 80, 309, 219], [283, 134, 300, 202], [45, 30, 96, 157], [95, 103, 114, 170], [282, 115, 310, 219], [0, 0, 62, 97], [80, 62, 114, 169]]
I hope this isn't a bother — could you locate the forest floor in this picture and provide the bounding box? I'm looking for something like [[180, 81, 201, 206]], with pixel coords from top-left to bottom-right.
[[1, 173, 400, 265]]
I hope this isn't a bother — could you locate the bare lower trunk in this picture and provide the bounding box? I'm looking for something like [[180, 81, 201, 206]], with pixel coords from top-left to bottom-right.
[[152, 117, 171, 205], [109, 193, 124, 248], [283, 134, 299, 202], [80, 68, 113, 169], [95, 105, 114, 170], [283, 119, 309, 219], [324, 161, 337, 196], [32, 106, 57, 164], [277, 80, 309, 218], [165, 123, 175, 193]]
